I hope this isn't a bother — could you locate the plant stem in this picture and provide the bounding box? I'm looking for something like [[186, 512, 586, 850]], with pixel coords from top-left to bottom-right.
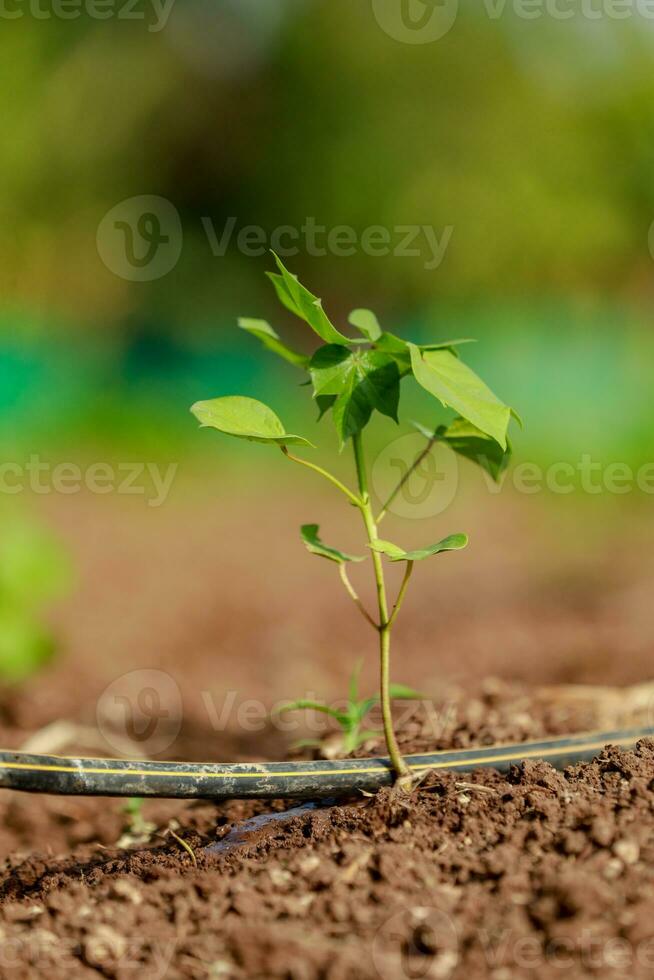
[[338, 565, 378, 629], [376, 432, 440, 524], [352, 432, 409, 778], [281, 447, 363, 509]]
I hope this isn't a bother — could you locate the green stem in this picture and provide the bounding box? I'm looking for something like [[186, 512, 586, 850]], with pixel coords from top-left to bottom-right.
[[352, 432, 408, 778], [281, 447, 363, 509]]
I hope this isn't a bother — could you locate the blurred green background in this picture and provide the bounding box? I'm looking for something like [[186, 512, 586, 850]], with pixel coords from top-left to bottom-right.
[[0, 0, 652, 725], [0, 0, 652, 469]]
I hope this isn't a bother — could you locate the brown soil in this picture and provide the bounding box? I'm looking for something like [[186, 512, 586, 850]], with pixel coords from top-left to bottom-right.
[[0, 486, 653, 977]]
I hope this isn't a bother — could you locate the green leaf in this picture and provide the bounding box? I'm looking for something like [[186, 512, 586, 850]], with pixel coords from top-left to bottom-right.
[[348, 308, 382, 342], [369, 534, 468, 562], [375, 332, 474, 374], [315, 394, 337, 420], [419, 339, 476, 351], [191, 396, 313, 447], [412, 417, 512, 483], [388, 683, 426, 700], [0, 519, 71, 612], [310, 346, 400, 445], [300, 524, 365, 564], [270, 253, 350, 345], [274, 699, 347, 725], [266, 272, 300, 316], [0, 608, 55, 684], [374, 332, 412, 374], [237, 318, 309, 368], [348, 659, 363, 705], [408, 344, 511, 449]]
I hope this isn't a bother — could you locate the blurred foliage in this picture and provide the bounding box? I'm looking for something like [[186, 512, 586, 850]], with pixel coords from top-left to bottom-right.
[[0, 1, 652, 465], [1, 1, 654, 325], [0, 512, 71, 683]]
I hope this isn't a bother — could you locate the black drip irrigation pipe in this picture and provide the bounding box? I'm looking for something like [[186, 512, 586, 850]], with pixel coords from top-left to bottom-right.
[[0, 727, 652, 800]]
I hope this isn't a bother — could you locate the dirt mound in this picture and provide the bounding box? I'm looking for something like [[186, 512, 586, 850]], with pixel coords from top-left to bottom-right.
[[0, 738, 653, 978]]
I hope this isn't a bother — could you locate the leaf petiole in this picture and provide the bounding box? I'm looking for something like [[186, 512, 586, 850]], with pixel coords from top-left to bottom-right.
[[281, 446, 363, 509], [338, 564, 378, 630]]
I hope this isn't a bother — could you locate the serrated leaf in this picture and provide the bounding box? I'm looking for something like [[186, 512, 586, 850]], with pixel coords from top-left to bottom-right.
[[191, 396, 313, 447], [310, 346, 400, 445], [369, 534, 468, 562], [238, 318, 309, 368], [300, 524, 365, 564], [408, 344, 510, 449], [270, 253, 350, 345], [411, 417, 512, 483], [348, 308, 382, 342]]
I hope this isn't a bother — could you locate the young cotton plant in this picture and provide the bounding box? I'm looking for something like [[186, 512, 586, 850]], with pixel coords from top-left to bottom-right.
[[191, 254, 518, 783]]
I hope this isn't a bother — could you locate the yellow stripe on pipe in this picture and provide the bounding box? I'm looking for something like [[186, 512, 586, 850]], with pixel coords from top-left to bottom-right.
[[0, 734, 641, 781]]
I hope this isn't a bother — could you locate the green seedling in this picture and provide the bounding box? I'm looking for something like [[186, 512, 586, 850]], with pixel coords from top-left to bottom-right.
[[276, 660, 424, 755], [118, 797, 155, 846], [191, 254, 518, 780], [0, 513, 71, 684]]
